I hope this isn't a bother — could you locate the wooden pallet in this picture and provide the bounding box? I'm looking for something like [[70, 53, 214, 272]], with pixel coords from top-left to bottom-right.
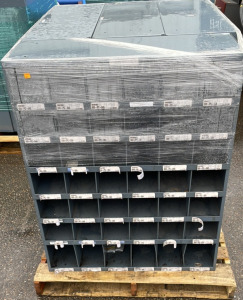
[[34, 232, 236, 299], [0, 134, 21, 154]]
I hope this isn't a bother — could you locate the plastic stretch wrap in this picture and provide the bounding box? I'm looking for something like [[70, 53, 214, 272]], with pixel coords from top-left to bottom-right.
[[2, 1, 243, 167]]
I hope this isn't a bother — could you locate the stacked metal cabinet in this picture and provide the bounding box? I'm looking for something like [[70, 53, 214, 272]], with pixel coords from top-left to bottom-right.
[[0, 0, 57, 132], [2, 0, 243, 272]]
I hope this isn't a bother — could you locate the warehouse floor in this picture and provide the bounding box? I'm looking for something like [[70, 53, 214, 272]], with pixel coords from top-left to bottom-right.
[[1, 99, 243, 300]]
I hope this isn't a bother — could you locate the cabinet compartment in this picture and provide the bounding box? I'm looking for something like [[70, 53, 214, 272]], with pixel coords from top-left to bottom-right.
[[101, 199, 128, 218], [128, 171, 158, 193], [184, 245, 215, 268], [129, 198, 158, 217], [66, 173, 96, 193], [191, 170, 226, 192], [185, 222, 219, 239], [158, 244, 183, 267], [80, 245, 104, 268], [189, 198, 221, 216], [105, 245, 131, 268], [98, 172, 127, 193], [132, 245, 157, 267], [47, 245, 78, 268], [74, 223, 101, 240], [43, 223, 73, 240], [159, 198, 187, 217], [31, 173, 65, 194], [103, 223, 129, 240], [37, 200, 70, 218], [160, 171, 190, 192], [158, 222, 184, 239], [71, 199, 99, 218], [130, 223, 157, 240]]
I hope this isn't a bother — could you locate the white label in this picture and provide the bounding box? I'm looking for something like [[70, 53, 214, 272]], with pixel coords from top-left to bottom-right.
[[164, 192, 186, 198], [50, 241, 68, 250], [107, 240, 122, 248], [132, 193, 155, 198], [17, 103, 45, 111], [134, 267, 154, 271], [131, 166, 144, 180], [104, 218, 124, 223], [164, 100, 192, 107], [130, 102, 154, 107], [39, 194, 61, 200], [195, 192, 218, 198], [70, 194, 93, 199], [91, 102, 119, 110], [81, 267, 101, 272], [133, 240, 155, 245], [133, 217, 154, 223], [190, 267, 210, 271], [80, 240, 95, 248], [200, 133, 228, 140], [93, 136, 120, 143], [161, 267, 182, 271], [203, 98, 232, 107], [55, 268, 74, 273], [163, 165, 187, 171], [165, 134, 192, 141], [193, 239, 214, 245], [56, 103, 84, 110], [43, 218, 63, 225], [70, 167, 88, 175], [60, 136, 86, 143], [163, 240, 177, 248], [101, 193, 123, 199], [108, 267, 128, 271], [162, 217, 184, 222], [129, 135, 155, 142], [192, 217, 204, 231], [37, 167, 57, 175], [100, 166, 120, 173], [74, 218, 96, 223], [197, 164, 222, 171], [24, 137, 50, 144]]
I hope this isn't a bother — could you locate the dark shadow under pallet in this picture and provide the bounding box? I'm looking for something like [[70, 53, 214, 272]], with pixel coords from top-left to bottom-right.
[[34, 231, 236, 299]]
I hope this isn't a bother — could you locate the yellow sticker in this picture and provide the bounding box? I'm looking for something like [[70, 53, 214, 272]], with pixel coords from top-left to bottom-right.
[[23, 73, 31, 79]]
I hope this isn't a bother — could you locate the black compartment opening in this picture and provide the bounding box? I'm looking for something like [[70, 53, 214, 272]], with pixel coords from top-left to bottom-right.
[[31, 173, 65, 194], [185, 222, 219, 239], [158, 222, 184, 239], [48, 245, 78, 268], [184, 244, 215, 268], [75, 223, 101, 240], [81, 245, 104, 267], [158, 244, 183, 267], [160, 171, 190, 192], [189, 198, 221, 216], [98, 173, 127, 193], [43, 223, 73, 240], [129, 198, 158, 217], [132, 245, 156, 267], [159, 198, 187, 217], [66, 173, 96, 193], [101, 199, 128, 218], [38, 200, 70, 218], [103, 223, 129, 240], [105, 245, 131, 268], [130, 223, 157, 240], [71, 199, 99, 218], [128, 171, 158, 193], [191, 170, 226, 192]]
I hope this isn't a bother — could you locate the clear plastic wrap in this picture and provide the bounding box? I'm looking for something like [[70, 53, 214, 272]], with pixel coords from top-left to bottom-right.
[[2, 1, 243, 167]]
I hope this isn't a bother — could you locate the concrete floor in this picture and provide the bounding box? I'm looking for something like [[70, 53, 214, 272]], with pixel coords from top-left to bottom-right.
[[0, 102, 243, 300]]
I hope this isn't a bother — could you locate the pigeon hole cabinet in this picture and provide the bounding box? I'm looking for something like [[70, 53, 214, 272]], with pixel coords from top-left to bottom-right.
[[2, 0, 243, 283]]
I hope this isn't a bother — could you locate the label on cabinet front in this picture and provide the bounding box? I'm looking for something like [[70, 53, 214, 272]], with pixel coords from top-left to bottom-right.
[[81, 267, 102, 272], [200, 133, 228, 140], [39, 194, 61, 200], [130, 102, 154, 107], [108, 267, 128, 271], [100, 166, 120, 173], [104, 218, 124, 223], [37, 167, 57, 175], [91, 102, 119, 110], [56, 103, 84, 110], [55, 268, 74, 273], [195, 192, 218, 198], [24, 137, 50, 144], [197, 164, 222, 171], [164, 192, 186, 198], [101, 193, 123, 199], [163, 165, 187, 171], [192, 239, 214, 245], [17, 103, 45, 111], [70, 194, 93, 199], [134, 267, 154, 271], [203, 98, 232, 107], [74, 218, 96, 223], [164, 100, 192, 107], [190, 267, 210, 271], [93, 136, 120, 143], [60, 136, 86, 143], [129, 135, 156, 142], [165, 134, 192, 141], [133, 217, 154, 223], [162, 217, 184, 222], [161, 267, 182, 271], [133, 240, 155, 245], [132, 193, 155, 198]]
